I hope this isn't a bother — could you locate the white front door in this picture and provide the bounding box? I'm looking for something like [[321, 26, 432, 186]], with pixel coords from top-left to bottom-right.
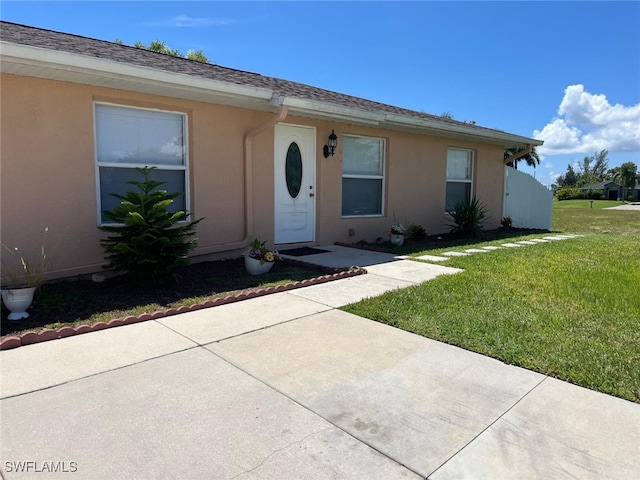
[[274, 124, 316, 244]]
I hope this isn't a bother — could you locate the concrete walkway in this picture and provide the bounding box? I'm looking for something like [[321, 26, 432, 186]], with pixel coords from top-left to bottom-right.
[[1, 245, 639, 479], [606, 203, 640, 211]]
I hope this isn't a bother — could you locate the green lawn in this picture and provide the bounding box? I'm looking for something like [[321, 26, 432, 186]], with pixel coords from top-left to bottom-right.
[[343, 201, 640, 403], [553, 199, 624, 210], [552, 199, 639, 236]]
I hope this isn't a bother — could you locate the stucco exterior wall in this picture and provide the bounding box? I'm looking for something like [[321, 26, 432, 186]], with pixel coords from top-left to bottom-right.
[[1, 73, 505, 280], [314, 125, 505, 244]]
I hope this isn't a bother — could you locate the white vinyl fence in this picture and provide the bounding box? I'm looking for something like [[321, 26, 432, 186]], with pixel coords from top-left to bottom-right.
[[503, 166, 552, 230]]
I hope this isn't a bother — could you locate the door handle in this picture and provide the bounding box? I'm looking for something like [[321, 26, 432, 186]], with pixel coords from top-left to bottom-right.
[[309, 193, 315, 197]]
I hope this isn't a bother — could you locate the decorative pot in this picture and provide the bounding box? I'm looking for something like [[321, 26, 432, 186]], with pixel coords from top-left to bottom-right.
[[390, 233, 405, 247], [1, 286, 37, 320], [244, 256, 274, 275]]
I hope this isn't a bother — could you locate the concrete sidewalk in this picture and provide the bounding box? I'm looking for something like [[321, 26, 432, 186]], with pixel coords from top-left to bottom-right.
[[606, 203, 640, 211], [2, 245, 639, 479]]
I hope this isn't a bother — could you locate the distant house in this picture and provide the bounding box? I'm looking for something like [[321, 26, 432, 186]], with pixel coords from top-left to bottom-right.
[[0, 21, 543, 280], [580, 181, 640, 200]]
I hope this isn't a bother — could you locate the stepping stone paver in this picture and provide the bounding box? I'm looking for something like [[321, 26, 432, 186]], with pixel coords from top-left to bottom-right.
[[416, 255, 450, 262], [409, 235, 583, 262]]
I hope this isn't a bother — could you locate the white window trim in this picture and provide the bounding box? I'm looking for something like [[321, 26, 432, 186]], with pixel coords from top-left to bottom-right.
[[445, 147, 474, 211], [341, 134, 386, 218], [93, 102, 190, 226]]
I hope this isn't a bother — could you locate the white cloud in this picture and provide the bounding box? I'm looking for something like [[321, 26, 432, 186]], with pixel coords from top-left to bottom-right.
[[534, 85, 640, 155], [534, 118, 582, 154], [172, 14, 232, 27], [143, 15, 233, 28]]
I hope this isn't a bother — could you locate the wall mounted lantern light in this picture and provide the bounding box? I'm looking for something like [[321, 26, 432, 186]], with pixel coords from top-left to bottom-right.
[[323, 129, 338, 158]]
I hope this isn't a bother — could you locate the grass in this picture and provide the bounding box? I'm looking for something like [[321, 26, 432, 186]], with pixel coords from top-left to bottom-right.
[[343, 200, 640, 403], [552, 199, 624, 210], [552, 199, 639, 235], [1, 258, 337, 337]]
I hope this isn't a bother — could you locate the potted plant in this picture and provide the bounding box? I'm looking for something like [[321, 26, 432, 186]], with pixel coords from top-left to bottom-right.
[[243, 238, 279, 275], [389, 223, 407, 247], [1, 228, 49, 320]]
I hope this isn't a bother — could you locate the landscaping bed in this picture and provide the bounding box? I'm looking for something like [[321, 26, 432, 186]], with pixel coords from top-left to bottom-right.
[[336, 227, 549, 255], [1, 257, 364, 348]]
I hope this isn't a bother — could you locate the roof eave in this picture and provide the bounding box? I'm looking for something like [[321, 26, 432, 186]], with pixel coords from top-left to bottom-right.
[[282, 98, 541, 147], [282, 97, 386, 125], [1, 41, 543, 148], [382, 113, 543, 148], [0, 42, 274, 110]]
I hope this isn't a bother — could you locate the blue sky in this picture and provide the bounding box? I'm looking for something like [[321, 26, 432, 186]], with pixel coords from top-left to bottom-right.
[[2, 1, 639, 187]]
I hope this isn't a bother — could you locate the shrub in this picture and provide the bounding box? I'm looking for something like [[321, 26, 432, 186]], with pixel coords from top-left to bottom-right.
[[99, 167, 203, 284], [556, 186, 582, 201], [406, 224, 427, 239], [500, 216, 513, 229], [584, 189, 604, 200], [447, 197, 488, 238]]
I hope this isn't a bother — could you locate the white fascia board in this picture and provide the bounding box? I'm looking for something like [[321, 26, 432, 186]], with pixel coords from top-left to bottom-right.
[[383, 113, 543, 146], [281, 97, 542, 146], [0, 42, 274, 102], [282, 97, 386, 126]]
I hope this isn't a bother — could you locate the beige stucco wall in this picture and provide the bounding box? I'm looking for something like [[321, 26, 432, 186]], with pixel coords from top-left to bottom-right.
[[313, 125, 505, 244], [1, 73, 505, 280]]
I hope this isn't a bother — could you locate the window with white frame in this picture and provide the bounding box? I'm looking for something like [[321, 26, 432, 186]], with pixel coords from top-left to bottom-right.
[[342, 135, 385, 216], [95, 103, 188, 224], [445, 148, 473, 211]]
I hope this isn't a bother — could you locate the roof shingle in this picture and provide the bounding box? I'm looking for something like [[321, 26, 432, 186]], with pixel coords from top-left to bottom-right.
[[0, 20, 530, 140]]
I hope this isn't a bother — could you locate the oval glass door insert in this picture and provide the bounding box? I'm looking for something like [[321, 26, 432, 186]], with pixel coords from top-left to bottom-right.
[[285, 142, 303, 198]]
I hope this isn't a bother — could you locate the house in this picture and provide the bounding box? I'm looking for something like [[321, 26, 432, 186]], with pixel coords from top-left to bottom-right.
[[579, 181, 640, 201], [0, 21, 543, 280]]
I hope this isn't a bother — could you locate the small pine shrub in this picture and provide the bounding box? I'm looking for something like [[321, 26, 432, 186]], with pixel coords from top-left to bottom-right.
[[447, 197, 488, 238], [99, 167, 203, 284]]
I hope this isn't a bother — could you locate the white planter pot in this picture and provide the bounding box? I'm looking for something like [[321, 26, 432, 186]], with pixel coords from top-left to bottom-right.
[[1, 286, 37, 320], [390, 233, 405, 247], [244, 256, 275, 275]]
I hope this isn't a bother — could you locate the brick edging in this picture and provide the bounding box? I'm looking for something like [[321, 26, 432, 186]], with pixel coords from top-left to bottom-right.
[[0, 265, 366, 351]]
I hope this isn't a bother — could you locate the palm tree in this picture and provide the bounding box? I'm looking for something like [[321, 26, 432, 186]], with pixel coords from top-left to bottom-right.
[[612, 162, 638, 201], [504, 146, 540, 170]]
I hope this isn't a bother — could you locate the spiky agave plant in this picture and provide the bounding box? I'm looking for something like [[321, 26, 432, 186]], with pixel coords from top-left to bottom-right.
[[447, 197, 488, 238]]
